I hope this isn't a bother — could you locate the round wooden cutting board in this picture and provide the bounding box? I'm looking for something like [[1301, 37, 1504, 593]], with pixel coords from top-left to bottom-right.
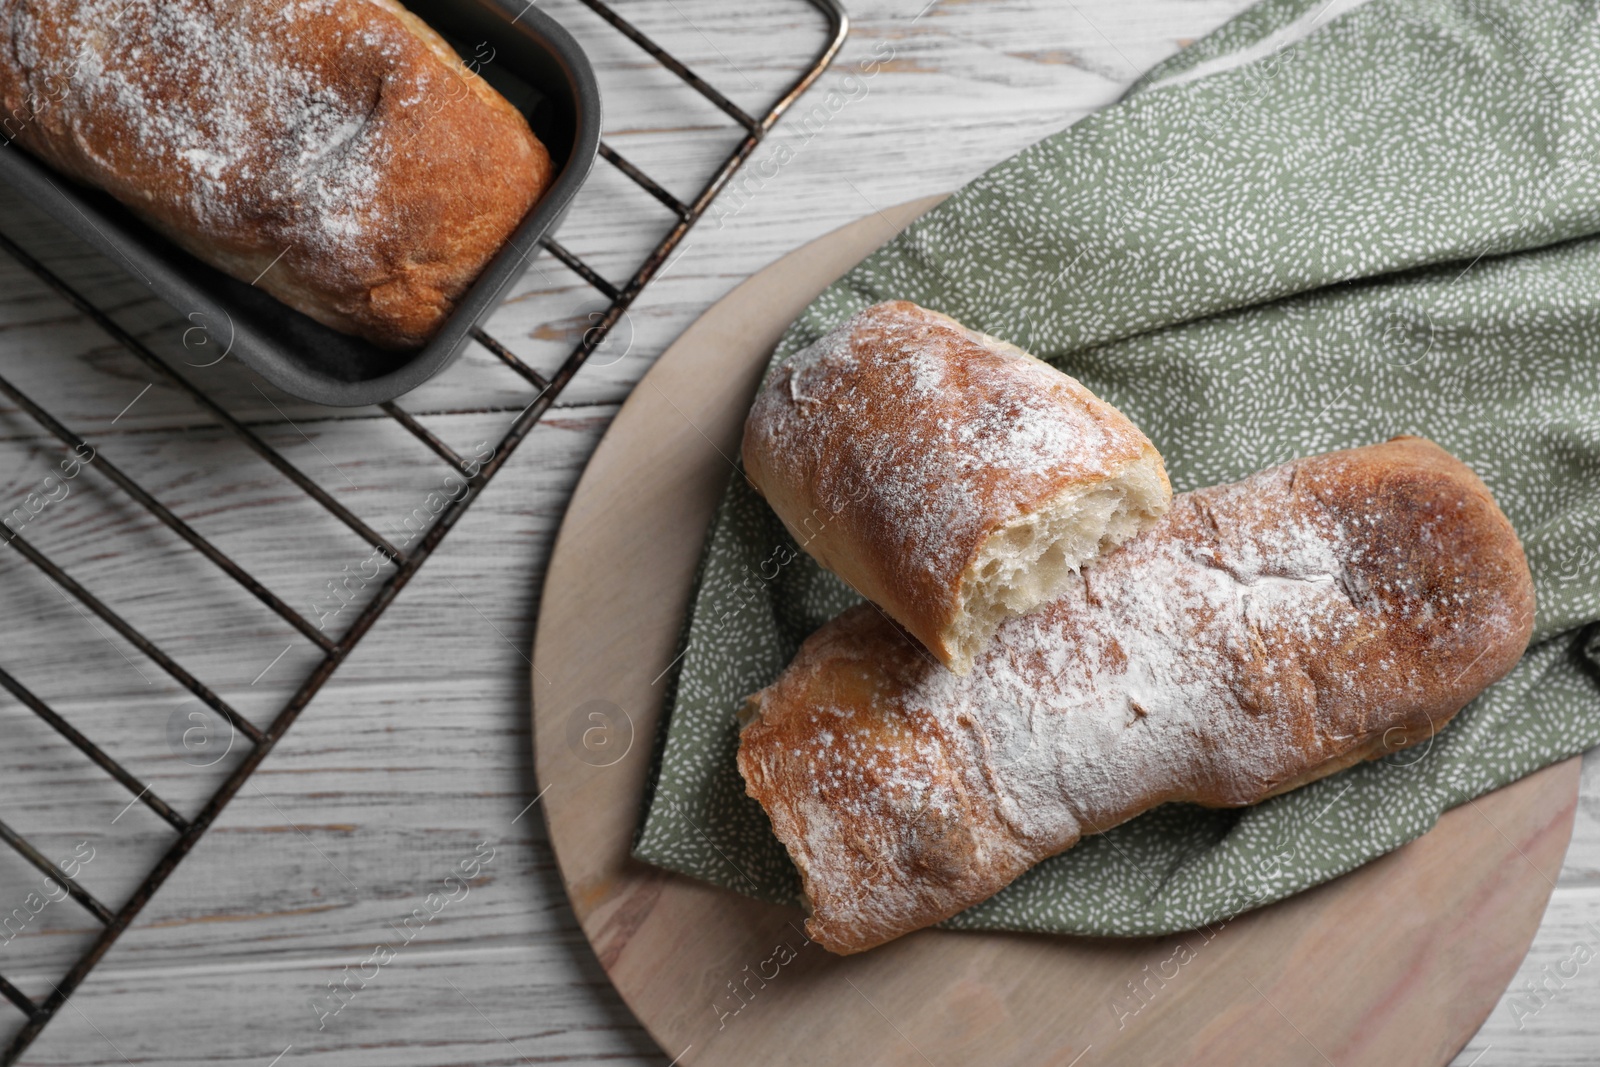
[[531, 195, 1581, 1067]]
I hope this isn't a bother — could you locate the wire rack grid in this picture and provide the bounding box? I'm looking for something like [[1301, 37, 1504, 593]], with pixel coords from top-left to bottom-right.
[[0, 0, 847, 1060]]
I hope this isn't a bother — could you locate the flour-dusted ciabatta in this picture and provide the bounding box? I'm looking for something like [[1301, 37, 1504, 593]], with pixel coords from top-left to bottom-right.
[[0, 0, 553, 349], [742, 300, 1171, 673], [738, 438, 1536, 955]]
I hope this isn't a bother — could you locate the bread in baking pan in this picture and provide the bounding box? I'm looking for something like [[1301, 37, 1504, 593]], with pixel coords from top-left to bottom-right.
[[737, 437, 1536, 954], [0, 0, 553, 349], [742, 300, 1172, 674]]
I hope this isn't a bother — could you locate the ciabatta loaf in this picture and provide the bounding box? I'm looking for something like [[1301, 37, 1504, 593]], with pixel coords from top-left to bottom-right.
[[0, 0, 552, 349], [738, 438, 1536, 955], [742, 300, 1171, 673]]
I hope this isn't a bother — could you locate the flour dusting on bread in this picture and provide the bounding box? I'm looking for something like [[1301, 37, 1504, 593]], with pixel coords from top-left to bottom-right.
[[738, 438, 1535, 954], [0, 0, 553, 348], [744, 300, 1172, 672]]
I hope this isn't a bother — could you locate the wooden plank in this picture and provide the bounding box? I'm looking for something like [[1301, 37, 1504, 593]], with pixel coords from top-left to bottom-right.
[[8, 940, 661, 1067]]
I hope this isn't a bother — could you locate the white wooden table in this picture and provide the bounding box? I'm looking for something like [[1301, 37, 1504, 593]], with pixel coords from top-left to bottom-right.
[[0, 1, 1594, 1063]]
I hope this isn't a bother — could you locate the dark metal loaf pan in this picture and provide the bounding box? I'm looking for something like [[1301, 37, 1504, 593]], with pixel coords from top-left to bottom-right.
[[0, 0, 601, 407]]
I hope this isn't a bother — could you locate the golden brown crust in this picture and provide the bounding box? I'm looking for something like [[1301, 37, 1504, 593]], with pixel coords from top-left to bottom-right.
[[742, 300, 1170, 670], [0, 0, 552, 349], [738, 438, 1535, 954]]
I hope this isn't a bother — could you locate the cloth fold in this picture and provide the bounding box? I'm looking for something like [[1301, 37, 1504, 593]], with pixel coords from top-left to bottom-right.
[[633, 0, 1600, 937]]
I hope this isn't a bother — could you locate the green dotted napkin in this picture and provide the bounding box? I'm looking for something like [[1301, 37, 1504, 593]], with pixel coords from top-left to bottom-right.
[[633, 0, 1600, 937]]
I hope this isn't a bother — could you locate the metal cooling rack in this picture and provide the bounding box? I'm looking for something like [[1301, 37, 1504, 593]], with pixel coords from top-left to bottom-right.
[[0, 0, 846, 1059]]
